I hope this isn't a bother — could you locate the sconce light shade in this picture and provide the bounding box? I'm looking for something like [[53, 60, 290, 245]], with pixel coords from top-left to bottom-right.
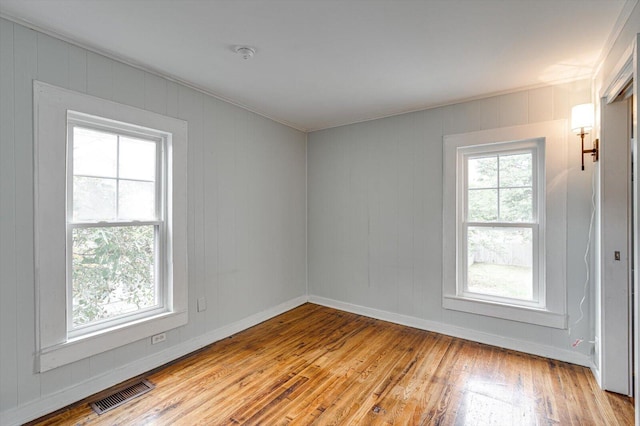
[[570, 103, 599, 170], [571, 103, 594, 133]]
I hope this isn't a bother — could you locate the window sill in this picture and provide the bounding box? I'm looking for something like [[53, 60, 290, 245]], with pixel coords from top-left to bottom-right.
[[443, 295, 567, 329], [38, 309, 187, 372]]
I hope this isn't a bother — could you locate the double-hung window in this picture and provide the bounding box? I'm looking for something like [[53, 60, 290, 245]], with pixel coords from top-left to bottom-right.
[[34, 81, 188, 372], [67, 113, 166, 337], [443, 121, 568, 329], [461, 144, 542, 305]]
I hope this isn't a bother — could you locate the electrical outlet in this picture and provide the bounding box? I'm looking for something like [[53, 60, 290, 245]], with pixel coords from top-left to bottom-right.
[[197, 297, 207, 312], [151, 333, 166, 345]]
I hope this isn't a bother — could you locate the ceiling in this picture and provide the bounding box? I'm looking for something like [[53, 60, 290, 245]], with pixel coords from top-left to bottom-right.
[[0, 0, 631, 131]]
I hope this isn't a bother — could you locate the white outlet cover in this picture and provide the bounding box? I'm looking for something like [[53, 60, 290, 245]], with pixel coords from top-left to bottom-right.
[[197, 297, 207, 312], [151, 333, 166, 344]]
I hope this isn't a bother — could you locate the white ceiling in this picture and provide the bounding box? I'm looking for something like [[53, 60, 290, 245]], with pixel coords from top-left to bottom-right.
[[0, 0, 630, 131]]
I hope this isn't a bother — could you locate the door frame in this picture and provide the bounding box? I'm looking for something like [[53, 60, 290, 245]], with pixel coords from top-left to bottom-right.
[[599, 36, 636, 405]]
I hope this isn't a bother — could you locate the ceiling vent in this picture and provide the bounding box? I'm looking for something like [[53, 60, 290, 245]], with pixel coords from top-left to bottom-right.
[[234, 46, 256, 60]]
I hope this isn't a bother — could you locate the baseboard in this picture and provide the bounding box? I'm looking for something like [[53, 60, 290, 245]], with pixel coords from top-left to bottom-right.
[[308, 295, 591, 367], [4, 293, 593, 425], [590, 360, 602, 388], [1, 295, 308, 426]]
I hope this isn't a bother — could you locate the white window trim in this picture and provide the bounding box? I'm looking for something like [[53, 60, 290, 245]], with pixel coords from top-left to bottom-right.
[[34, 81, 188, 372], [442, 120, 568, 329]]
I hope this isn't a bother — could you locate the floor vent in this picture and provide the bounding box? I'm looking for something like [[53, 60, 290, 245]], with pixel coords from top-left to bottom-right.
[[90, 379, 155, 415]]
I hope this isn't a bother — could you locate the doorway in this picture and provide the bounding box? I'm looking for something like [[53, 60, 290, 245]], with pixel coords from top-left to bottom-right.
[[599, 41, 638, 426], [599, 92, 634, 396]]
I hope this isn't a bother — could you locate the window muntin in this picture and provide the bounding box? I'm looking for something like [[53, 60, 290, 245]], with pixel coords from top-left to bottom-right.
[[460, 145, 542, 307], [66, 113, 167, 336], [466, 152, 534, 223]]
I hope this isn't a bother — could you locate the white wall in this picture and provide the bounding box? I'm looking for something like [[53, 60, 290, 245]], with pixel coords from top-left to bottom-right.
[[308, 81, 595, 364], [0, 18, 307, 424]]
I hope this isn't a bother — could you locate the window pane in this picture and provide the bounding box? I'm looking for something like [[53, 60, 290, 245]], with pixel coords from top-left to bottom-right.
[[500, 188, 532, 222], [73, 127, 117, 178], [466, 226, 533, 300], [468, 156, 497, 189], [119, 180, 156, 220], [73, 176, 116, 221], [500, 153, 532, 187], [119, 137, 157, 181], [468, 189, 498, 221], [71, 225, 157, 328]]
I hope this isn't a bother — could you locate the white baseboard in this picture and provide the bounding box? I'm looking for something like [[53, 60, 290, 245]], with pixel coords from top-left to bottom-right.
[[1, 295, 308, 426], [3, 293, 594, 425], [590, 361, 602, 388], [308, 295, 591, 367]]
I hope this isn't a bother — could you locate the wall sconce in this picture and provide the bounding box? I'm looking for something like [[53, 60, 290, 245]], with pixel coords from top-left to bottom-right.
[[571, 103, 599, 171]]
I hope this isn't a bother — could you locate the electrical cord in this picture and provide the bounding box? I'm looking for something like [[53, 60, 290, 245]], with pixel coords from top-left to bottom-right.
[[570, 165, 597, 347]]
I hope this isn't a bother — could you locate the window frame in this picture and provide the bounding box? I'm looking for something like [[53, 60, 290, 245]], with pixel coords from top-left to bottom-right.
[[65, 112, 169, 338], [34, 81, 188, 372], [442, 120, 568, 329], [458, 141, 545, 308]]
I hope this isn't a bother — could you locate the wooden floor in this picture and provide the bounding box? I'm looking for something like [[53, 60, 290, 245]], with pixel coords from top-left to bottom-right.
[[34, 303, 634, 425]]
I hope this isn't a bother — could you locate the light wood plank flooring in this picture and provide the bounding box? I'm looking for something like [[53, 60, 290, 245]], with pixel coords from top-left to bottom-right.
[[33, 303, 634, 425]]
